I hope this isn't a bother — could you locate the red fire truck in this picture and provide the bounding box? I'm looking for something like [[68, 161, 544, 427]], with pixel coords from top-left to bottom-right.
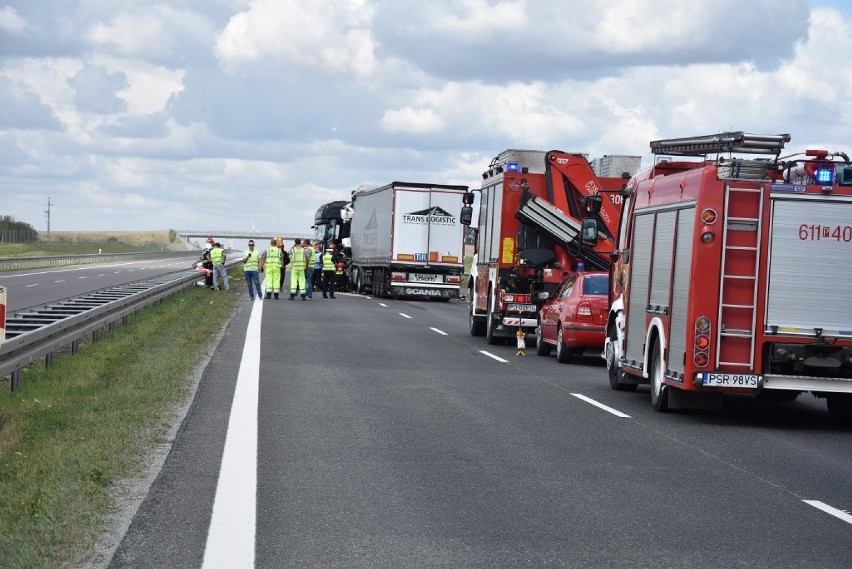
[[461, 149, 638, 345], [599, 131, 852, 423]]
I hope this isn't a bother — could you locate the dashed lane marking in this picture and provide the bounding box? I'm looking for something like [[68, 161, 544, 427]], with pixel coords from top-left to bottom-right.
[[399, 312, 412, 319], [430, 327, 448, 336], [480, 350, 508, 363], [571, 393, 631, 418], [803, 500, 852, 526]]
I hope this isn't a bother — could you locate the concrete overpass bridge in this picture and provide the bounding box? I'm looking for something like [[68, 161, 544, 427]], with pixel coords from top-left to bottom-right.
[[175, 230, 313, 249]]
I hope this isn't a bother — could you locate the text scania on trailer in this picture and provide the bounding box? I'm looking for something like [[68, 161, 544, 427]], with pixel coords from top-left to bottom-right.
[[344, 182, 468, 299], [596, 131, 852, 423], [460, 149, 640, 345]]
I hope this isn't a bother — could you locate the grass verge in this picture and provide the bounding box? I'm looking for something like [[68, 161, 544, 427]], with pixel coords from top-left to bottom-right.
[[0, 273, 241, 568]]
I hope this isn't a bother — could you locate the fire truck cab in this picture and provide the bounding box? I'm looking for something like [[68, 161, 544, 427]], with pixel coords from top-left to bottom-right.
[[600, 131, 852, 423]]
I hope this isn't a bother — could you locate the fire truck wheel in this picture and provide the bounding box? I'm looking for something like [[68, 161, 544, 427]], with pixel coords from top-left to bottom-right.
[[556, 327, 573, 364], [469, 302, 486, 337], [606, 336, 636, 392], [826, 394, 852, 426], [535, 325, 551, 356], [649, 343, 669, 412], [486, 295, 503, 345]]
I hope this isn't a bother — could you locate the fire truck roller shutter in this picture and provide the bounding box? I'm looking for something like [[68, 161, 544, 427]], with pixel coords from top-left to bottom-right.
[[649, 210, 676, 313], [668, 207, 697, 379], [766, 197, 852, 337], [625, 213, 655, 368]]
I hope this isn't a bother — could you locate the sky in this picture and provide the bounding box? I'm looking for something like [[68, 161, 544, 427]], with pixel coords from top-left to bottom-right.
[[2, 0, 851, 235]]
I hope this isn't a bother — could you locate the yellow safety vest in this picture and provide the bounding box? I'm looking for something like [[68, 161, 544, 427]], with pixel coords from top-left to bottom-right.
[[291, 246, 306, 270], [322, 252, 335, 271], [265, 246, 281, 268], [210, 248, 225, 265], [243, 249, 259, 271]]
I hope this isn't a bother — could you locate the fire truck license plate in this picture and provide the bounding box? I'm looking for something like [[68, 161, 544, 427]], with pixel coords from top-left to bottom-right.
[[506, 303, 536, 312], [700, 373, 760, 388]]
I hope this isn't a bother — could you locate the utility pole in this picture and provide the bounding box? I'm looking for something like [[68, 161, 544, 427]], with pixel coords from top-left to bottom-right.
[[44, 197, 52, 236]]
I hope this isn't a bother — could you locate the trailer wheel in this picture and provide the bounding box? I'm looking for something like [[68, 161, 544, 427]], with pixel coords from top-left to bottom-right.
[[606, 325, 636, 391], [555, 326, 573, 364], [535, 325, 551, 356], [826, 394, 852, 426], [649, 342, 669, 412]]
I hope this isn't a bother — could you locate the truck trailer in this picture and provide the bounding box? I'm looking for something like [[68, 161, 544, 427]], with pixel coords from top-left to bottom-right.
[[599, 131, 852, 423], [345, 182, 468, 300]]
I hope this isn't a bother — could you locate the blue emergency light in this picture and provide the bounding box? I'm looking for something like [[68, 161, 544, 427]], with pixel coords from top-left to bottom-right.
[[505, 161, 521, 172], [813, 167, 834, 185]]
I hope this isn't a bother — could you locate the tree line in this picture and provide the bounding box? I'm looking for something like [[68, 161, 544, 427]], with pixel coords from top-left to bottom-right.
[[0, 215, 39, 243]]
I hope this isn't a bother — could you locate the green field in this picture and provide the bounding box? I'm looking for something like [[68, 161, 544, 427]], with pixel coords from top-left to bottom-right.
[[0, 249, 240, 568]]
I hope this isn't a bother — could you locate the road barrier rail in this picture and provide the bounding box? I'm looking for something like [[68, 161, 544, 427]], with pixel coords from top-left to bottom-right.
[[0, 251, 202, 272], [0, 258, 240, 391]]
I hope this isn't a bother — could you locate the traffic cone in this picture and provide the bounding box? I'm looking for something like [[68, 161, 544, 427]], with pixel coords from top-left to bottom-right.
[[516, 329, 526, 356]]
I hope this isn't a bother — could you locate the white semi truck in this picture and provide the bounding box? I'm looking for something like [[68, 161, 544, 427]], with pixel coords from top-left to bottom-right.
[[343, 181, 468, 300]]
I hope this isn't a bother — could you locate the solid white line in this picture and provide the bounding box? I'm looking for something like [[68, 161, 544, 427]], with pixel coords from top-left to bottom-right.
[[480, 350, 508, 363], [202, 298, 263, 568], [430, 327, 448, 336], [571, 393, 631, 418], [803, 500, 852, 525], [399, 312, 412, 319]]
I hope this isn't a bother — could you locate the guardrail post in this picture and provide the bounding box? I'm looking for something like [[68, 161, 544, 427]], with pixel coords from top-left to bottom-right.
[[11, 369, 20, 392], [0, 285, 6, 343]]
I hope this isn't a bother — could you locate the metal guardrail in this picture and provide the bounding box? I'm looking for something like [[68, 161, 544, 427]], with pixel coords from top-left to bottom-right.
[[0, 258, 240, 391], [0, 251, 200, 272]]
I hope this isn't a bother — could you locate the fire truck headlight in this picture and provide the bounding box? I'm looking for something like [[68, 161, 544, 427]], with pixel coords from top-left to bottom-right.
[[701, 231, 715, 243]]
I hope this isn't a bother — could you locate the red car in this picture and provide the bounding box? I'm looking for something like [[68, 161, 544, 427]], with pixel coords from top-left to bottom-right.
[[535, 271, 609, 363]]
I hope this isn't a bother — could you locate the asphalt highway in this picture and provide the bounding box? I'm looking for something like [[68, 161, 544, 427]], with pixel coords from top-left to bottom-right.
[[101, 287, 851, 569], [0, 252, 204, 311]]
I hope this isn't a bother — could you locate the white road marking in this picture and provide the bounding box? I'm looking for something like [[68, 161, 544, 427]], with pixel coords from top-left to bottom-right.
[[399, 312, 412, 319], [570, 393, 631, 418], [54, 280, 65, 283], [78, 276, 87, 279], [202, 298, 263, 568], [98, 273, 106, 276], [430, 327, 448, 336], [803, 500, 852, 525], [378, 303, 388, 307], [25, 283, 38, 287], [480, 350, 508, 363]]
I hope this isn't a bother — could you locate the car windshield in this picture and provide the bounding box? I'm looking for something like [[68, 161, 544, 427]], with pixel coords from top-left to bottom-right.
[[582, 275, 608, 295]]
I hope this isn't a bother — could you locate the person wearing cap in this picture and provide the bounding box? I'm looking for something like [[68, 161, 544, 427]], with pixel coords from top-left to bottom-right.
[[259, 237, 283, 299], [321, 244, 337, 299], [210, 242, 230, 291], [242, 240, 262, 301], [200, 238, 215, 289]]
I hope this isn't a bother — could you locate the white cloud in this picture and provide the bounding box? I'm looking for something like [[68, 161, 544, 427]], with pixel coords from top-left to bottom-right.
[[0, 6, 30, 34], [215, 0, 377, 76], [381, 106, 446, 134]]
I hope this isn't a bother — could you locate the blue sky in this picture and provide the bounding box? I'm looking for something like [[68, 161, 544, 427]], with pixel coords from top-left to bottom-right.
[[2, 0, 851, 234]]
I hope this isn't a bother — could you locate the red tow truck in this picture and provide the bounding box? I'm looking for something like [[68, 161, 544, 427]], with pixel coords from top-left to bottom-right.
[[460, 149, 639, 345]]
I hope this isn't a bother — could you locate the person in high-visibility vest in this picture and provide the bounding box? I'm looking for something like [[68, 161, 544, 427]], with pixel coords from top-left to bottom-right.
[[303, 239, 316, 299], [321, 245, 337, 299], [210, 242, 229, 291], [288, 238, 308, 300], [242, 239, 262, 301], [259, 237, 283, 299]]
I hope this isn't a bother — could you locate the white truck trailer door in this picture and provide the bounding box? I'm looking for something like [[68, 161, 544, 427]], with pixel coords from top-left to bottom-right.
[[393, 187, 464, 265]]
